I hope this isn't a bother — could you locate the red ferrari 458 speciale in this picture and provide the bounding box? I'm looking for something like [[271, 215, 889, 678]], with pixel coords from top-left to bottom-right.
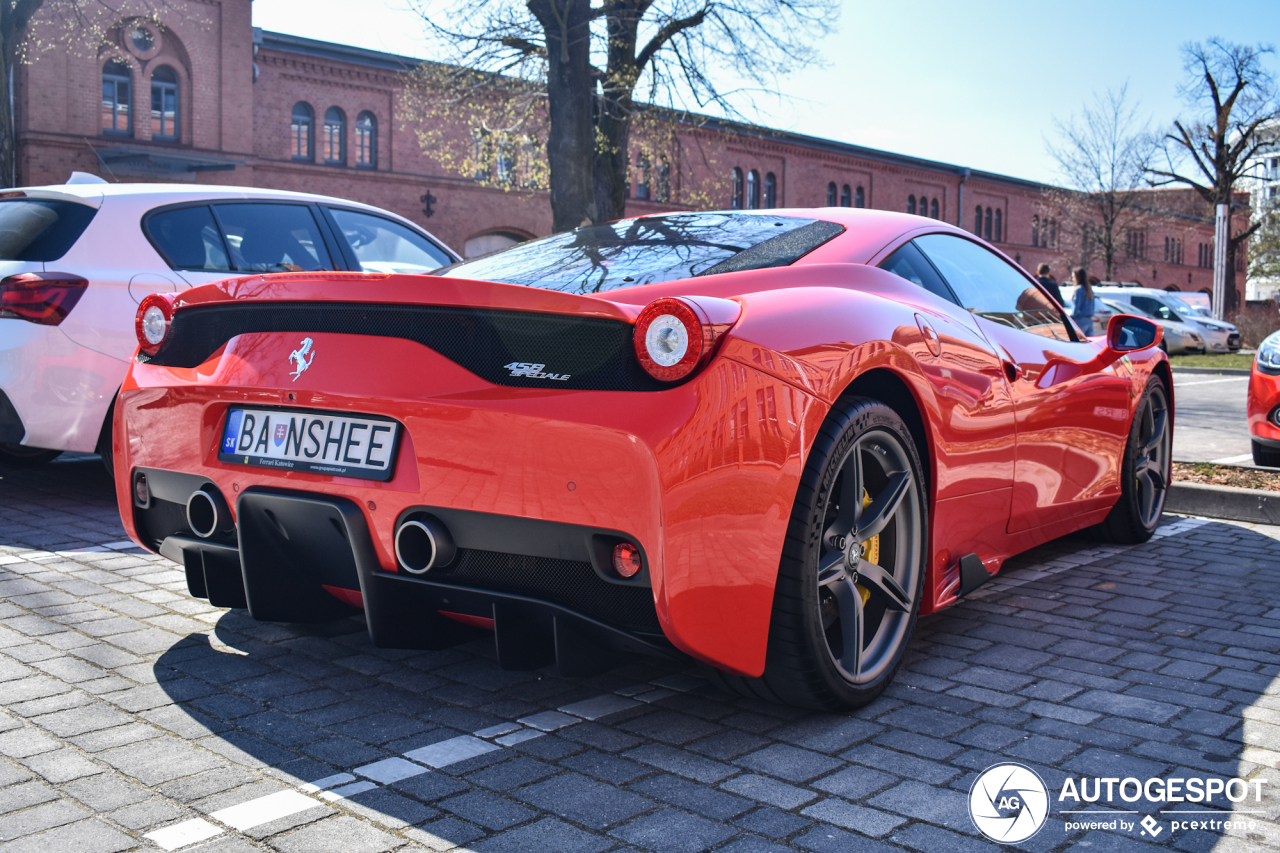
[[114, 209, 1173, 709]]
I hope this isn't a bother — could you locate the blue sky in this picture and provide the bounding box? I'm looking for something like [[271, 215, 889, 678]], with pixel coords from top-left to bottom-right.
[[252, 0, 1280, 185]]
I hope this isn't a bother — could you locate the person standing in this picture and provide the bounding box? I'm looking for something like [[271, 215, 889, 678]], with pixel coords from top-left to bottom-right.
[[1034, 263, 1064, 306], [1069, 268, 1097, 336]]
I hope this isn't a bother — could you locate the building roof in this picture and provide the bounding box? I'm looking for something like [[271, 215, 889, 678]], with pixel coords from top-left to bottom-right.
[[255, 29, 1055, 193]]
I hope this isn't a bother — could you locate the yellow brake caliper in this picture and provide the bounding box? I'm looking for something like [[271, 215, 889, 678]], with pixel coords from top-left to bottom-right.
[[857, 489, 879, 606]]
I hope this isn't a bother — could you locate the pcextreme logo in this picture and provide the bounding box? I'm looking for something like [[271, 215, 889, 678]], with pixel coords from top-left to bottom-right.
[[969, 763, 1050, 843]]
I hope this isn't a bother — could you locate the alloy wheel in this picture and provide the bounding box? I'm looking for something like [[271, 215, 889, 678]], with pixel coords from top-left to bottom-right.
[[1133, 383, 1171, 528], [816, 428, 923, 685]]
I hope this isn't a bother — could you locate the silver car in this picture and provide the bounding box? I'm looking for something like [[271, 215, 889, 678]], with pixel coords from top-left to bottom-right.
[[1095, 287, 1240, 353], [1099, 299, 1204, 355]]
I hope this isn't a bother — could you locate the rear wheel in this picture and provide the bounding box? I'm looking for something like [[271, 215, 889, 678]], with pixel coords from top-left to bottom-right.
[[710, 397, 927, 710], [1253, 440, 1280, 469], [1093, 375, 1171, 543], [0, 443, 61, 467]]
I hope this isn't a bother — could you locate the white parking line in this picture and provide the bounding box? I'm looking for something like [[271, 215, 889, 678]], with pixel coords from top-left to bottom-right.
[[1174, 376, 1249, 387], [1210, 454, 1255, 464], [403, 735, 499, 767], [209, 789, 321, 831], [144, 818, 221, 851]]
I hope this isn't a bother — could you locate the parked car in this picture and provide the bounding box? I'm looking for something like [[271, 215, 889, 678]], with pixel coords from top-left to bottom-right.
[[112, 209, 1171, 710], [1097, 298, 1204, 355], [1095, 286, 1240, 353], [1250, 331, 1280, 467], [0, 177, 458, 472]]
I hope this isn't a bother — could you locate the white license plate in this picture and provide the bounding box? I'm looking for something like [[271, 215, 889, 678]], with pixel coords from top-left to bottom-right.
[[218, 408, 400, 481]]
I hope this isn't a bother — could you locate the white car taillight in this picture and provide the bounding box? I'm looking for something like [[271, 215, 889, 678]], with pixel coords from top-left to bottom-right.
[[135, 293, 174, 356], [633, 296, 741, 382]]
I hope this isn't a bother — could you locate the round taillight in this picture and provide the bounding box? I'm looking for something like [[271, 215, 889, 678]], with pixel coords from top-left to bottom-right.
[[612, 542, 642, 579], [634, 297, 706, 382], [135, 294, 173, 356]]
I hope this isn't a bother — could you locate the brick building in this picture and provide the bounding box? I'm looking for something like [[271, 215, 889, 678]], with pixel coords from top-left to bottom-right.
[[13, 0, 1232, 302]]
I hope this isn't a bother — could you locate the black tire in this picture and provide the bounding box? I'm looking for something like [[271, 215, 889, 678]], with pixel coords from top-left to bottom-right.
[[0, 443, 61, 467], [709, 397, 927, 710], [1092, 374, 1171, 544], [96, 407, 115, 480], [1253, 440, 1280, 469]]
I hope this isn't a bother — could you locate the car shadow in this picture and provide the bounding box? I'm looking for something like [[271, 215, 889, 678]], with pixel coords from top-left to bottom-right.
[[3, 457, 1277, 851]]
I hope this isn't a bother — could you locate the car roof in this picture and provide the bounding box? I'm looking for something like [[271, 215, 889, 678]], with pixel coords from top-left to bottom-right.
[[20, 181, 360, 205]]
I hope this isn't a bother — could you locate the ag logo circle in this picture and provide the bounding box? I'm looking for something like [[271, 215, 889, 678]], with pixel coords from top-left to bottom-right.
[[969, 763, 1049, 843]]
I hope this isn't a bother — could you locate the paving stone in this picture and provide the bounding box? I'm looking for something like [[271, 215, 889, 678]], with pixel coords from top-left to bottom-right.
[[609, 807, 736, 853], [721, 773, 818, 809], [474, 816, 613, 853], [630, 773, 753, 820], [270, 814, 401, 853], [517, 772, 653, 828], [735, 743, 843, 783], [802, 797, 909, 837], [439, 790, 536, 830]]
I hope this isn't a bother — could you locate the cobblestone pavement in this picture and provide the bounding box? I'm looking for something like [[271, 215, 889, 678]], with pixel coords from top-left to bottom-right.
[[2, 457, 1280, 853]]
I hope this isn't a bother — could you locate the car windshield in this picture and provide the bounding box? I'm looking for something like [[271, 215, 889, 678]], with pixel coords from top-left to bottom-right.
[[436, 212, 843, 294]]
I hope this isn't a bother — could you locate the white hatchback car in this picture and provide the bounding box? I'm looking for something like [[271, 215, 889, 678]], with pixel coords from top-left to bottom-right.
[[0, 177, 459, 472]]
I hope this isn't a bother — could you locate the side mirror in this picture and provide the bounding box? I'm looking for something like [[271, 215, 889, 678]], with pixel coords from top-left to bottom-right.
[[1107, 314, 1162, 352]]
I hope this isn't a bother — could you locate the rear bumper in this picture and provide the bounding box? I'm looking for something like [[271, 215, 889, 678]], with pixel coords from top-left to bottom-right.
[[115, 330, 824, 676], [155, 488, 677, 675], [0, 319, 121, 451]]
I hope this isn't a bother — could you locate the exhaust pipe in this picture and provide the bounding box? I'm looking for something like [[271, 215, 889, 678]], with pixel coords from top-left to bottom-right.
[[395, 513, 456, 574], [186, 488, 230, 539]]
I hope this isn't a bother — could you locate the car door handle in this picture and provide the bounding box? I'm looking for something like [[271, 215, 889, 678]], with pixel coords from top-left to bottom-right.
[[1002, 361, 1020, 383]]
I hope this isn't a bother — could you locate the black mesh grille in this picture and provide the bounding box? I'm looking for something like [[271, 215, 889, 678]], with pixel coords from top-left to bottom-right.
[[432, 548, 661, 632], [143, 302, 664, 391]]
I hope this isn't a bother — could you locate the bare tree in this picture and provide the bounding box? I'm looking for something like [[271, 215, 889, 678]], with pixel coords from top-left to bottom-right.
[[1148, 39, 1280, 313], [408, 0, 837, 233], [1045, 84, 1156, 280]]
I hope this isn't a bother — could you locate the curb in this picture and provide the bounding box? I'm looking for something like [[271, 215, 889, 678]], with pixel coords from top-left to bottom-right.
[[1167, 482, 1279, 525], [1170, 366, 1252, 376]]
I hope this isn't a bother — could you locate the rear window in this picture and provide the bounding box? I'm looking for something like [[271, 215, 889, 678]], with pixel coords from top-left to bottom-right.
[[0, 199, 97, 261], [437, 212, 843, 293], [146, 203, 333, 273]]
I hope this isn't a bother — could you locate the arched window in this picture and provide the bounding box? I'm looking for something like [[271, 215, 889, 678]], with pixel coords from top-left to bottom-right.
[[323, 107, 345, 164], [731, 168, 744, 209], [1032, 215, 1040, 247], [764, 172, 777, 208], [827, 181, 837, 206], [1049, 218, 1057, 248], [840, 184, 851, 207], [907, 195, 916, 215], [974, 205, 982, 235], [355, 111, 376, 168], [994, 209, 1003, 242], [656, 157, 671, 202], [930, 198, 939, 220], [290, 103, 313, 161], [746, 170, 760, 209], [984, 207, 993, 241], [855, 186, 865, 208], [635, 154, 651, 200], [102, 60, 131, 135], [150, 65, 178, 140]]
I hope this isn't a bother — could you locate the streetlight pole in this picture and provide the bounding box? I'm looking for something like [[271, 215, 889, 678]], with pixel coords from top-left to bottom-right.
[[1212, 203, 1228, 320]]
